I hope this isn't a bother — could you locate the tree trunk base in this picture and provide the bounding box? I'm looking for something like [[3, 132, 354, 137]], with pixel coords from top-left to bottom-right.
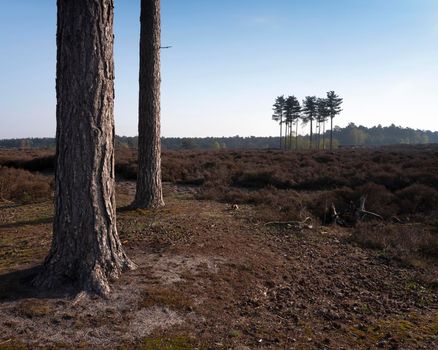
[[131, 198, 165, 210], [33, 253, 136, 298]]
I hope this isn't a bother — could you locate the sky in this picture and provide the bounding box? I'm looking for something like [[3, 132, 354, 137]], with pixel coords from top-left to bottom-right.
[[0, 0, 438, 138]]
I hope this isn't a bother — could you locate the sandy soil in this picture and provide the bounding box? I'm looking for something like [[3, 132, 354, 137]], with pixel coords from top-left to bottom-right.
[[0, 182, 436, 349]]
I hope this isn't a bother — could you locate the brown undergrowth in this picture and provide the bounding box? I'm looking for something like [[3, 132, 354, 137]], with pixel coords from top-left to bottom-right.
[[0, 147, 437, 348], [1, 146, 437, 270], [0, 180, 436, 349], [0, 167, 52, 204]]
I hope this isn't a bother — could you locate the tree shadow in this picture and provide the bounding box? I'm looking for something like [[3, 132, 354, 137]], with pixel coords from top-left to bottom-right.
[[0, 203, 24, 210], [117, 205, 134, 213], [0, 217, 53, 229], [0, 200, 52, 210], [0, 266, 77, 302]]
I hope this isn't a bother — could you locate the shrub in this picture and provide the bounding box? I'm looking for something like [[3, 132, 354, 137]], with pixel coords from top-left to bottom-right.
[[355, 183, 397, 218], [350, 222, 438, 262], [396, 184, 438, 214], [231, 171, 290, 189], [0, 166, 52, 203]]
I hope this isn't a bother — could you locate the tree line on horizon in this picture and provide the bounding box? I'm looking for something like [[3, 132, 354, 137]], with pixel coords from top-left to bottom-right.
[[272, 91, 343, 151], [2, 123, 437, 150]]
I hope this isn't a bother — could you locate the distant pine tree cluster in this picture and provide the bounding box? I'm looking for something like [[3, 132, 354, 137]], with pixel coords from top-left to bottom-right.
[[272, 91, 343, 151]]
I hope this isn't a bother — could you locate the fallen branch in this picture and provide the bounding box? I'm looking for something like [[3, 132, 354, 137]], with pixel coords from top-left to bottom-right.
[[331, 204, 349, 226], [265, 217, 313, 229], [332, 204, 340, 221], [357, 196, 383, 220], [0, 339, 12, 346], [391, 216, 402, 223]]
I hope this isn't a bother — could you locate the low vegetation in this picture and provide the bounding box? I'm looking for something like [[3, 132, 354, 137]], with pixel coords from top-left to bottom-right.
[[0, 147, 437, 348], [1, 145, 437, 268], [0, 167, 52, 204]]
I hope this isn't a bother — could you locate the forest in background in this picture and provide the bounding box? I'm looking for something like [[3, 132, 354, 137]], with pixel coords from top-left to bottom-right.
[[1, 123, 437, 150]]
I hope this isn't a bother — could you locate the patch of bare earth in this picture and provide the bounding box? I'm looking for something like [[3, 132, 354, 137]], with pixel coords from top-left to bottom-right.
[[0, 182, 436, 349]]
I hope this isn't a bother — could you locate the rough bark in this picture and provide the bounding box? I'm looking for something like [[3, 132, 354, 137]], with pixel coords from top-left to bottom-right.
[[34, 0, 135, 297], [132, 0, 165, 209]]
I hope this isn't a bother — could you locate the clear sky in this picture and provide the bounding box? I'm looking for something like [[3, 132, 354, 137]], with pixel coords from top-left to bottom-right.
[[0, 0, 437, 138]]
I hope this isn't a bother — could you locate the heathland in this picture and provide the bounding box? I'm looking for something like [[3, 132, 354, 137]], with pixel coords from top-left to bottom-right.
[[0, 146, 437, 349]]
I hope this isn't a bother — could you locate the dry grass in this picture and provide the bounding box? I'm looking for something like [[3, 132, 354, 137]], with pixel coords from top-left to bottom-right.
[[349, 223, 438, 263], [0, 167, 52, 204], [139, 288, 193, 312]]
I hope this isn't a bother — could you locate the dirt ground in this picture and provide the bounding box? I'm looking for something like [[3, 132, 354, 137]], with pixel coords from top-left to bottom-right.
[[0, 182, 437, 349]]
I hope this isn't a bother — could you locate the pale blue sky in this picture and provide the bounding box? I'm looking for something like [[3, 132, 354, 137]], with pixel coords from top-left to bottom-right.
[[0, 0, 437, 138]]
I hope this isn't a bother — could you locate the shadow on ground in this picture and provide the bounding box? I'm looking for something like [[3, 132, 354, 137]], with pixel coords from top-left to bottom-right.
[[0, 266, 77, 302], [0, 217, 53, 229]]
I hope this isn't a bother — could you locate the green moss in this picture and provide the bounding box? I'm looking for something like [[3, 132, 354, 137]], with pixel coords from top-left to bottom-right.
[[348, 312, 438, 347], [141, 336, 193, 350], [229, 329, 242, 338], [359, 303, 374, 315], [139, 289, 193, 312], [0, 201, 53, 273], [0, 242, 47, 274], [397, 320, 414, 332]]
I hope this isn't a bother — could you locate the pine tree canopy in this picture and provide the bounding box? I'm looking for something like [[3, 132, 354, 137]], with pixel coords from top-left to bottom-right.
[[326, 91, 343, 118], [317, 98, 330, 123], [272, 95, 286, 122], [284, 95, 301, 123], [302, 96, 318, 124]]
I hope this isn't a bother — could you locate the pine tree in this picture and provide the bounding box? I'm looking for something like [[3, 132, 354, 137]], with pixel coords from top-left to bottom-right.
[[283, 97, 292, 150], [317, 98, 330, 150], [284, 96, 301, 150], [326, 91, 343, 151], [272, 96, 286, 149], [34, 0, 135, 297], [133, 0, 165, 208], [302, 96, 318, 149]]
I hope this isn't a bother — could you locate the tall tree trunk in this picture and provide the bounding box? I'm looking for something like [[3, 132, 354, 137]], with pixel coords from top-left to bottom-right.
[[316, 123, 319, 150], [133, 0, 164, 208], [323, 121, 326, 150], [330, 117, 333, 151], [295, 121, 298, 150], [284, 122, 287, 150], [289, 122, 293, 150], [318, 122, 321, 150], [34, 0, 135, 297], [279, 117, 283, 150], [285, 122, 288, 150], [286, 122, 290, 150], [310, 120, 313, 149]]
